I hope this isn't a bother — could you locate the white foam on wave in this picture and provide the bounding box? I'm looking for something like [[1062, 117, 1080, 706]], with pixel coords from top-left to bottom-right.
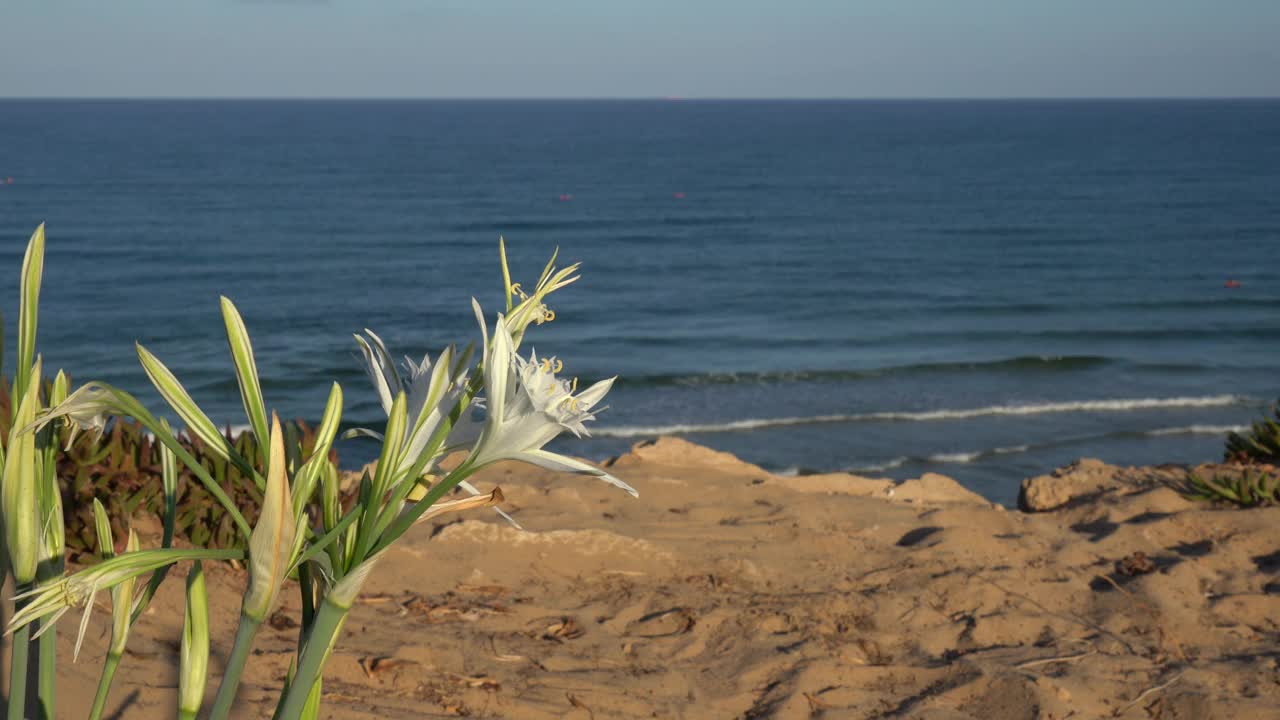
[[927, 451, 982, 464], [141, 423, 258, 442], [852, 456, 910, 473], [1145, 424, 1248, 437], [591, 394, 1250, 438]]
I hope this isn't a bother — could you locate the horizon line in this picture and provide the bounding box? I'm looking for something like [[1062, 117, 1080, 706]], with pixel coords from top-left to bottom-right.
[[2, 95, 1279, 102]]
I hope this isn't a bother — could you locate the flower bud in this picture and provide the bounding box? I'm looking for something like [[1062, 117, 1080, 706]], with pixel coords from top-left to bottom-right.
[[243, 414, 296, 621]]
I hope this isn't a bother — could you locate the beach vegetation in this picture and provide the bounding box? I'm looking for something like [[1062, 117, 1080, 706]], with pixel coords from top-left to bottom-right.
[[0, 378, 332, 556], [1, 225, 634, 720], [1186, 467, 1279, 507], [1224, 402, 1280, 465]]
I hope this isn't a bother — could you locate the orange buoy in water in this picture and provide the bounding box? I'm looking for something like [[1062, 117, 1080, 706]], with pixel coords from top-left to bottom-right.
[[673, 192, 686, 199], [1225, 279, 1242, 288], [558, 193, 573, 201]]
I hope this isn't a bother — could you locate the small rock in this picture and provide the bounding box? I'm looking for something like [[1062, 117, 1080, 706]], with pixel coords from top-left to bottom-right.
[[1018, 458, 1118, 512], [611, 437, 768, 475], [890, 472, 989, 505], [768, 472, 893, 496], [1115, 551, 1156, 577]]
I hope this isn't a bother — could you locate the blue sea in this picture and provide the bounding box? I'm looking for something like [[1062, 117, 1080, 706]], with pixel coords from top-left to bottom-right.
[[1, 99, 1278, 505]]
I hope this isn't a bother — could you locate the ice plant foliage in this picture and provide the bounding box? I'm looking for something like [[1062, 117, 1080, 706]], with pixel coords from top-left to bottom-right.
[[2, 224, 636, 720]]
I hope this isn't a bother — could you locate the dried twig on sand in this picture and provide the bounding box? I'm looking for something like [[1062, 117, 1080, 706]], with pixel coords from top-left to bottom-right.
[[982, 578, 1140, 656], [1112, 671, 1183, 717], [1014, 650, 1097, 669]]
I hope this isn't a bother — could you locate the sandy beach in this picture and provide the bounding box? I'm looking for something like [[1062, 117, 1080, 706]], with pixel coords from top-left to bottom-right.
[[47, 438, 1280, 719]]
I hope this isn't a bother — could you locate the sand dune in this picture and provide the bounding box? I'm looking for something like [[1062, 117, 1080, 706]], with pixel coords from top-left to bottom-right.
[[47, 438, 1280, 718]]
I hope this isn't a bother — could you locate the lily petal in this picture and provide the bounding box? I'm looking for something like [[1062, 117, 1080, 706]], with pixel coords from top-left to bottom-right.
[[515, 449, 637, 497]]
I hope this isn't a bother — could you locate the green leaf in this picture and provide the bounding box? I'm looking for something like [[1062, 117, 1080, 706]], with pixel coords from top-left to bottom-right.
[[14, 224, 45, 405], [92, 498, 115, 559], [220, 297, 270, 467], [288, 505, 361, 575], [131, 430, 181, 624], [34, 382, 255, 541], [136, 343, 256, 480], [160, 426, 178, 546], [290, 383, 343, 515], [4, 357, 43, 583], [371, 392, 408, 500]]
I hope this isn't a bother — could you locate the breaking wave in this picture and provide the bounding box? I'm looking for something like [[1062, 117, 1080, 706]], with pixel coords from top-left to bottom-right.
[[591, 395, 1251, 438]]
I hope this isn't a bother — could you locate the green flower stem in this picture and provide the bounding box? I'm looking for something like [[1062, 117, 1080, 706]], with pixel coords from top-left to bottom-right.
[[300, 677, 323, 720], [369, 463, 476, 556], [207, 615, 263, 720], [37, 621, 56, 720], [275, 598, 350, 720], [178, 709, 199, 720], [87, 652, 122, 720], [297, 563, 315, 634], [8, 597, 31, 720]]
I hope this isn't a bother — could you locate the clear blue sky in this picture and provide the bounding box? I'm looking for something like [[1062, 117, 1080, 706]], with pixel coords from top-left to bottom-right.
[[2, 0, 1277, 98]]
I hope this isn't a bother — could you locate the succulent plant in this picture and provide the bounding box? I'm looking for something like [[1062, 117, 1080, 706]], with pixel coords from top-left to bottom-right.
[[1225, 402, 1280, 464], [1186, 466, 1280, 507], [0, 377, 336, 559]]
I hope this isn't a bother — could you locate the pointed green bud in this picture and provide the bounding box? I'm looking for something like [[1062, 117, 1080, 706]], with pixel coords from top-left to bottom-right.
[[107, 530, 140, 657], [326, 552, 384, 610], [49, 370, 69, 407], [179, 561, 209, 719], [243, 413, 296, 621]]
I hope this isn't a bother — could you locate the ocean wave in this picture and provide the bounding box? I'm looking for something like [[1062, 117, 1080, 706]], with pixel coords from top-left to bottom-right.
[[852, 456, 910, 473], [844, 425, 1244, 475], [615, 354, 1116, 388], [927, 451, 982, 464], [855, 444, 1056, 473], [1145, 424, 1248, 437], [590, 394, 1250, 438]]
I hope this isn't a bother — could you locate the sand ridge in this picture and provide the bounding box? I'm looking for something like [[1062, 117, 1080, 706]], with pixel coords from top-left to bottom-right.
[[41, 437, 1280, 718]]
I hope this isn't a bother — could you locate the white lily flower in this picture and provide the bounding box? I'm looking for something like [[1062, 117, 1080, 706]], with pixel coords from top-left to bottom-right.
[[353, 330, 471, 474], [352, 329, 518, 526], [31, 382, 112, 448], [499, 240, 582, 350], [467, 306, 637, 498], [7, 547, 238, 648]]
